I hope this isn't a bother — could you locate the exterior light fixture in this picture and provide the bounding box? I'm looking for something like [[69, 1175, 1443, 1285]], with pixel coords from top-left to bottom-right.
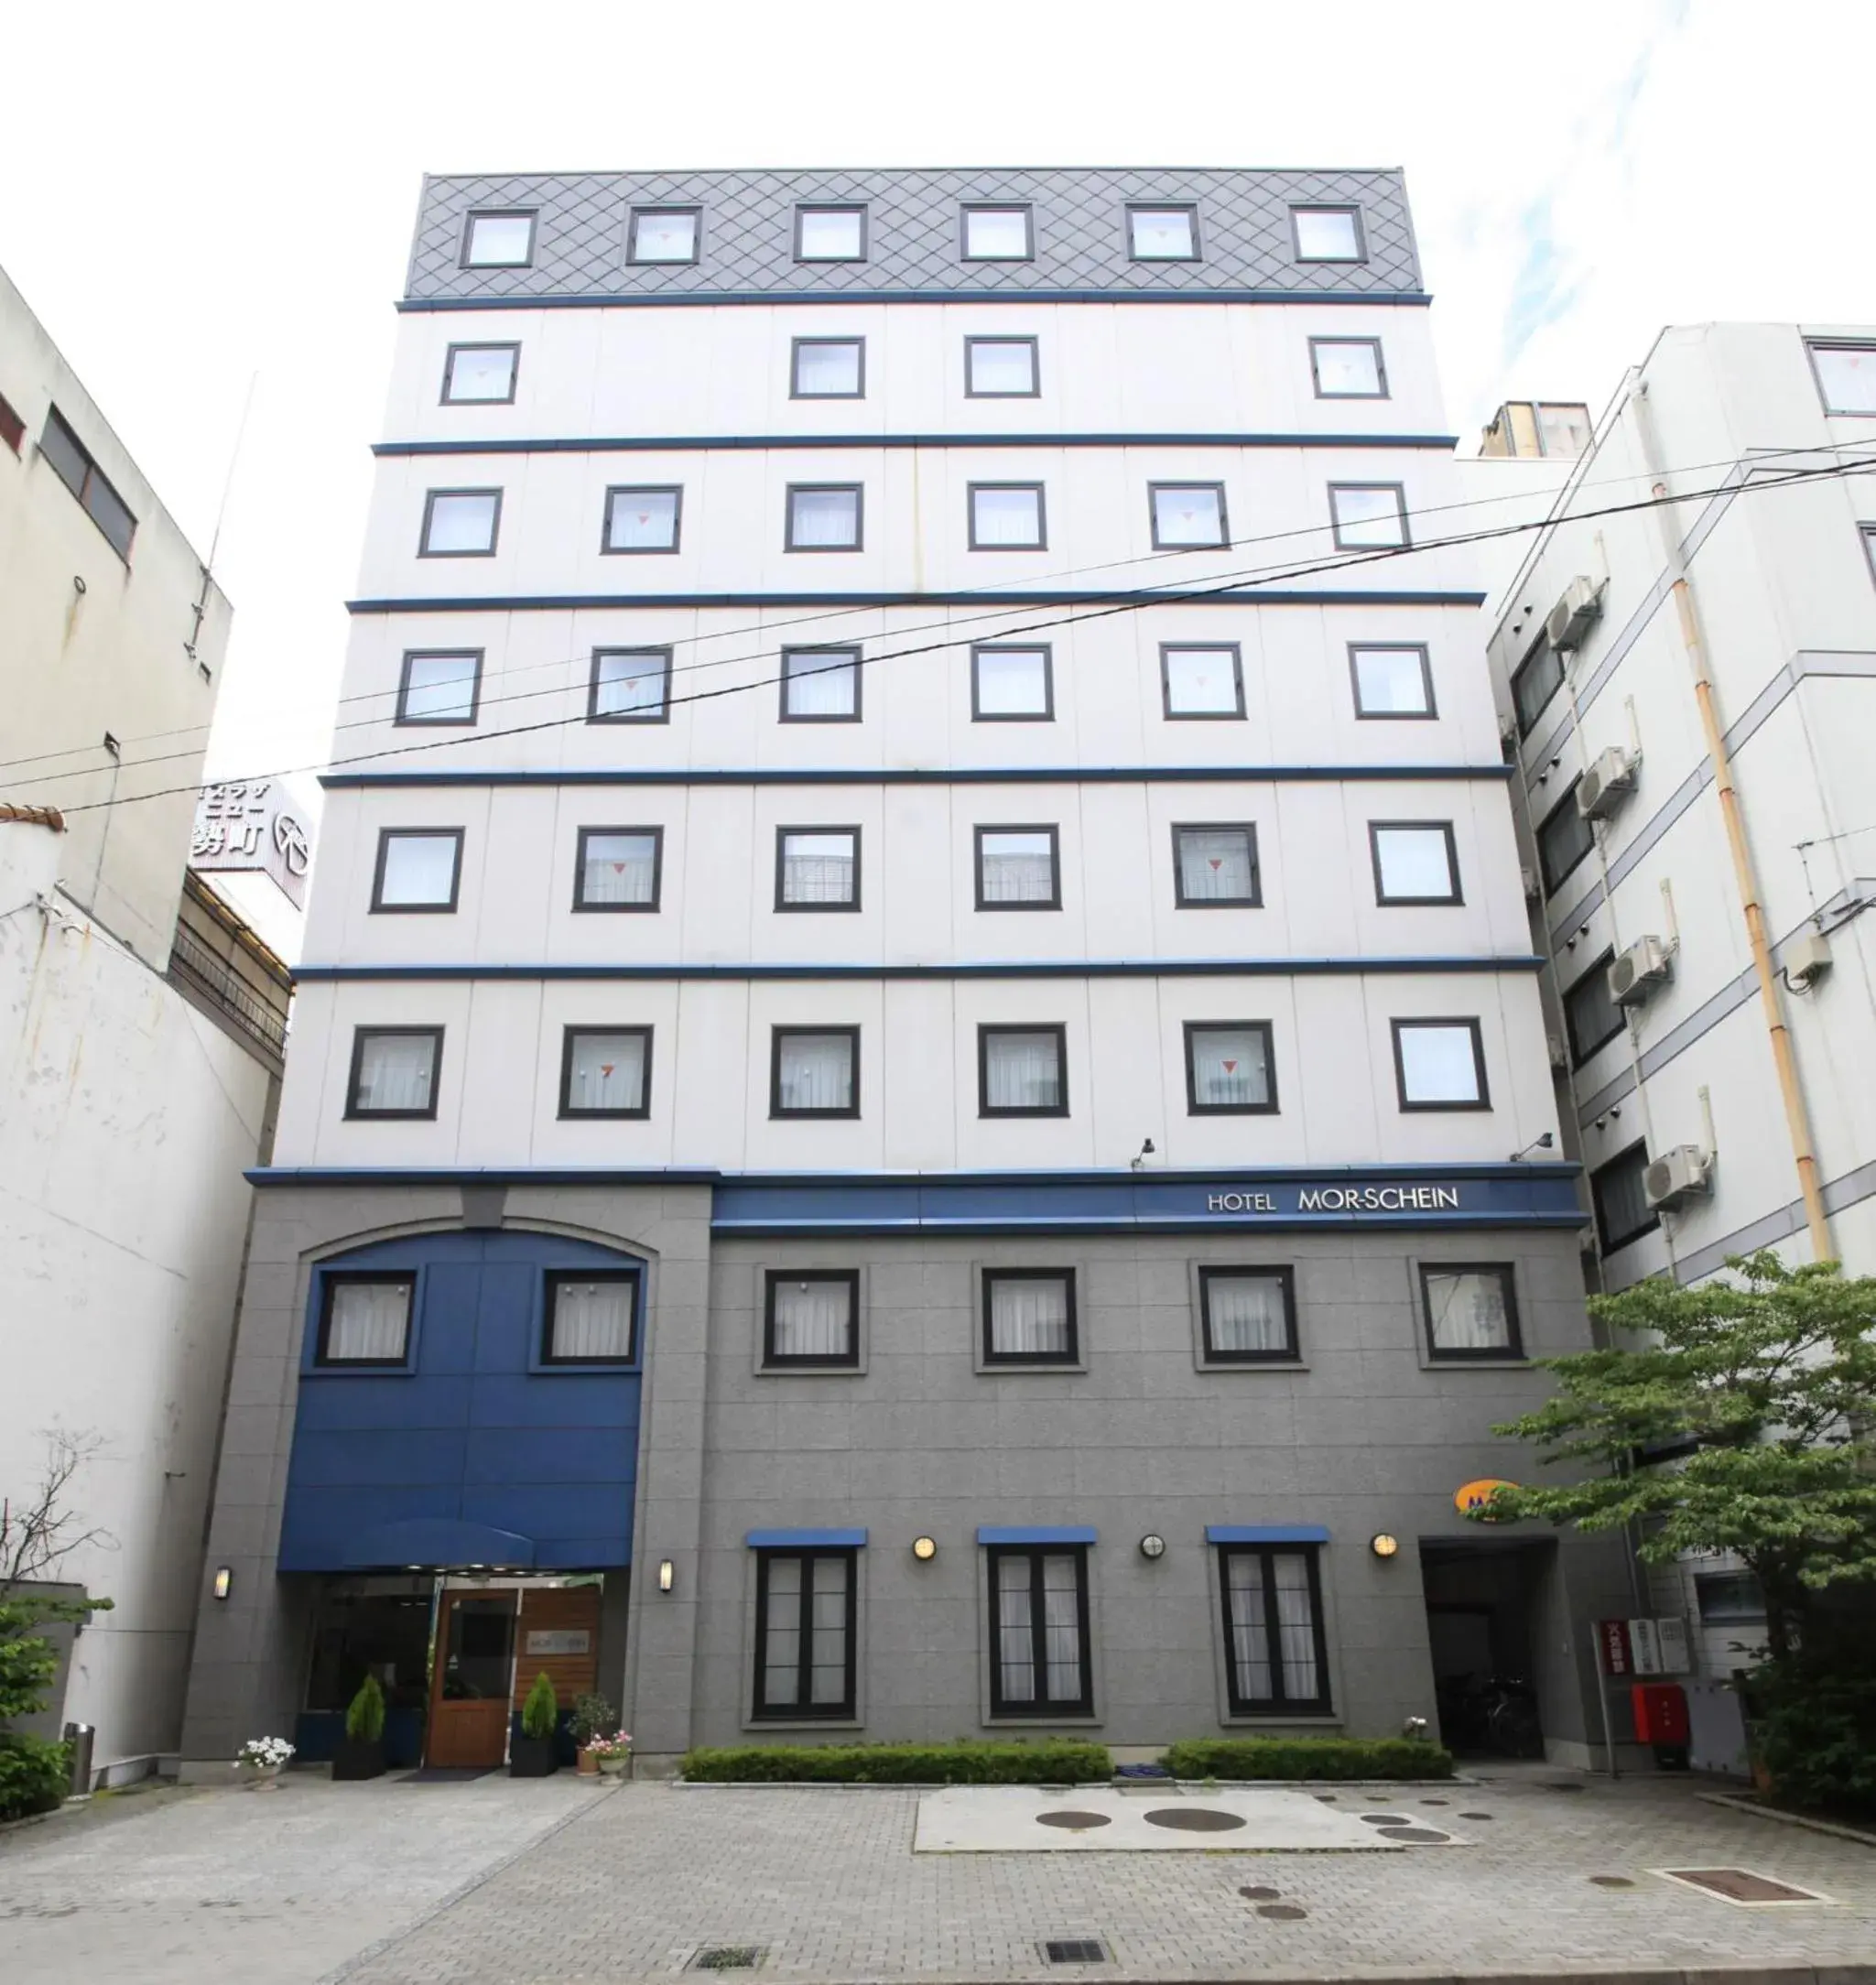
[[1370, 1533, 1400, 1559], [1138, 1534, 1166, 1560], [657, 1558, 675, 1593], [911, 1536, 938, 1562], [211, 1567, 233, 1601]]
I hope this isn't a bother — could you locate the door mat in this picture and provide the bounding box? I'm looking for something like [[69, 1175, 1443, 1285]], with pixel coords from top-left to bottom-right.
[[396, 1767, 496, 1784]]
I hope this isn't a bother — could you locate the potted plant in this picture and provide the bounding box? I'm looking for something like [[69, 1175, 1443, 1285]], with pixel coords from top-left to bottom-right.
[[590, 1730, 633, 1778], [572, 1692, 616, 1776], [334, 1674, 387, 1781], [510, 1672, 559, 1777], [233, 1735, 295, 1790]]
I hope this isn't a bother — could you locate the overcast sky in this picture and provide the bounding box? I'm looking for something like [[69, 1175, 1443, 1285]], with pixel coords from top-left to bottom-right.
[[4, 0, 1870, 935]]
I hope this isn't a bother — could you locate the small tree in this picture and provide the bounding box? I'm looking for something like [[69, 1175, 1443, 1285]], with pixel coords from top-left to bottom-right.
[[571, 1691, 615, 1748], [521, 1672, 558, 1741], [345, 1674, 386, 1745]]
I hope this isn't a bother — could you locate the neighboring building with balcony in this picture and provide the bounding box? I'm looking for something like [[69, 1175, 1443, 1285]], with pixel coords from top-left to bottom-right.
[[180, 168, 1634, 1778], [0, 263, 291, 1784]]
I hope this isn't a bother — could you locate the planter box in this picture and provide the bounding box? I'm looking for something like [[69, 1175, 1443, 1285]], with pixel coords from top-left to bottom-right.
[[510, 1735, 558, 1779], [332, 1736, 385, 1783]]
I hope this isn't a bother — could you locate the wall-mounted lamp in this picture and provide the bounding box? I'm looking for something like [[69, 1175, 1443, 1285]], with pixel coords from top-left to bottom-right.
[[1370, 1534, 1400, 1560], [1509, 1132, 1555, 1162], [212, 1567, 233, 1601], [1138, 1534, 1166, 1560], [656, 1558, 675, 1594], [911, 1535, 938, 1562]]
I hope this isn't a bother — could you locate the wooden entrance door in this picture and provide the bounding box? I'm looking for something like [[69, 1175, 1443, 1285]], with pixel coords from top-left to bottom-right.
[[427, 1591, 517, 1767]]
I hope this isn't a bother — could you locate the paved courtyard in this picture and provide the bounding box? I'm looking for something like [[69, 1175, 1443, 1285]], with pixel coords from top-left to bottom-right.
[[3, 1766, 1873, 1985]]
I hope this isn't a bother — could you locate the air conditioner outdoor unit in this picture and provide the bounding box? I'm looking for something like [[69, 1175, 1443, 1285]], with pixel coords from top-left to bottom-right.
[[1644, 1144, 1713, 1210], [1546, 575, 1603, 652], [1577, 746, 1639, 820], [1609, 934, 1673, 1006]]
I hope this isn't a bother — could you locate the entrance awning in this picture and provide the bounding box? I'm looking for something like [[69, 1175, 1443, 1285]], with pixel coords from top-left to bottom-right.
[[342, 1517, 537, 1570]]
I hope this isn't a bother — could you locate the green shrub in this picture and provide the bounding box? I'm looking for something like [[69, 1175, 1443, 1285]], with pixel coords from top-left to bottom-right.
[[1161, 1736, 1455, 1781], [572, 1692, 616, 1747], [1752, 1658, 1876, 1818], [681, 1738, 1110, 1784], [344, 1674, 385, 1744], [0, 1733, 71, 1821], [520, 1672, 558, 1741]]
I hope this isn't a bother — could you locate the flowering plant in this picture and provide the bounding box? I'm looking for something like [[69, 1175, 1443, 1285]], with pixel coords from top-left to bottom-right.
[[588, 1730, 633, 1761], [233, 1736, 296, 1771]]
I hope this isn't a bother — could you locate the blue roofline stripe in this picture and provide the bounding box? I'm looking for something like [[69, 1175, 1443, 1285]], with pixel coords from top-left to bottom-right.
[[290, 956, 1545, 982], [976, 1525, 1097, 1546], [346, 588, 1486, 615], [1206, 1524, 1332, 1545], [397, 289, 1435, 314], [320, 764, 1515, 791], [374, 431, 1462, 458]]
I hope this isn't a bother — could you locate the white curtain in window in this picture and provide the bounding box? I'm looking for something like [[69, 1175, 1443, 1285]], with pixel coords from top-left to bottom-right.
[[996, 1555, 1036, 1701], [784, 651, 858, 715], [782, 834, 856, 904], [1425, 1270, 1511, 1351], [634, 212, 695, 260], [979, 832, 1054, 904], [795, 342, 862, 395], [1315, 341, 1381, 396], [580, 834, 656, 906], [566, 1032, 645, 1113], [378, 834, 459, 907], [1351, 646, 1427, 714], [446, 347, 515, 401], [607, 491, 677, 551], [355, 1034, 436, 1112], [1153, 486, 1224, 546], [1397, 1023, 1480, 1103], [1163, 648, 1240, 714], [1273, 1554, 1319, 1699], [778, 1034, 853, 1111], [983, 1031, 1061, 1110], [1206, 1274, 1288, 1353], [401, 653, 479, 721], [808, 1556, 849, 1704], [593, 651, 668, 716], [1332, 485, 1406, 547], [972, 487, 1043, 547], [965, 209, 1028, 258], [466, 214, 531, 266], [549, 1279, 634, 1360], [327, 1282, 409, 1361], [989, 1276, 1070, 1356], [1131, 209, 1193, 257], [969, 342, 1036, 395], [1295, 209, 1360, 260], [1177, 828, 1254, 901], [1226, 1553, 1273, 1700], [1189, 1027, 1269, 1109], [1374, 826, 1455, 900], [1041, 1553, 1082, 1699], [973, 647, 1047, 713], [423, 492, 498, 553], [772, 1279, 852, 1359], [1599, 1155, 1652, 1245], [789, 490, 860, 548], [763, 1557, 802, 1706]]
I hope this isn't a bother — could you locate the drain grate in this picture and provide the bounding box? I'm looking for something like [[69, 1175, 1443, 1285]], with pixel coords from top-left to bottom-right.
[[1656, 1868, 1828, 1906], [690, 1948, 764, 1971], [1042, 1938, 1111, 1965]]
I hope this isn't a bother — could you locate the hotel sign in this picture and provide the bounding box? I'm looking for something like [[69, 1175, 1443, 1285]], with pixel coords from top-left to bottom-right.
[[191, 780, 313, 908], [1208, 1183, 1465, 1216]]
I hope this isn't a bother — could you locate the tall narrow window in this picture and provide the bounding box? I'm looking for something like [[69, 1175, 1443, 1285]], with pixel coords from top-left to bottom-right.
[[1184, 1023, 1275, 1115], [1290, 206, 1364, 263], [1161, 644, 1245, 719], [1218, 1546, 1330, 1713], [1419, 1264, 1521, 1360], [461, 211, 535, 268], [764, 1271, 860, 1368], [1350, 644, 1434, 718], [315, 1275, 415, 1367], [419, 488, 501, 556], [1310, 337, 1386, 398], [1150, 482, 1228, 548], [602, 486, 680, 553], [397, 650, 482, 725], [979, 1025, 1067, 1116], [969, 483, 1046, 549], [1198, 1268, 1296, 1361], [1392, 1019, 1489, 1111], [975, 827, 1059, 909], [572, 828, 662, 911], [441, 342, 519, 404], [775, 828, 860, 910], [558, 1026, 652, 1118], [971, 645, 1053, 720], [371, 829, 463, 913], [965, 336, 1039, 397], [542, 1273, 637, 1362], [1511, 633, 1565, 737], [780, 646, 861, 720], [1591, 1141, 1658, 1254], [628, 208, 699, 264], [1370, 822, 1460, 905], [1537, 782, 1595, 894], [589, 648, 672, 722], [794, 205, 866, 263], [346, 1028, 442, 1120], [791, 338, 864, 398], [1173, 824, 1260, 906], [771, 1027, 859, 1118], [754, 1549, 856, 1718], [988, 1546, 1091, 1716], [1565, 952, 1624, 1065], [786, 484, 862, 551], [1127, 205, 1198, 261], [961, 205, 1033, 261], [39, 407, 136, 558], [1329, 483, 1407, 548]]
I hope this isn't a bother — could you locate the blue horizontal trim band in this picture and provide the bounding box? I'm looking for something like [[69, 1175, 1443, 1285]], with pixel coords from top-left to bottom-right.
[[320, 763, 1514, 791], [1207, 1524, 1330, 1545], [746, 1528, 867, 1548], [346, 589, 1488, 615], [292, 956, 1545, 982], [977, 1525, 1097, 1546], [398, 289, 1435, 314], [374, 431, 1461, 459], [244, 1161, 1579, 1188]]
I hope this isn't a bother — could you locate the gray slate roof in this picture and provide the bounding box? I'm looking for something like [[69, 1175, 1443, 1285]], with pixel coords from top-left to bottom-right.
[[405, 168, 1421, 303]]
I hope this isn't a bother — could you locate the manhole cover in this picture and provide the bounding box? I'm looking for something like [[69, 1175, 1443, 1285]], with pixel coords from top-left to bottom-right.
[[1144, 1807, 1246, 1832], [1239, 1885, 1282, 1901], [1257, 1904, 1307, 1921], [1458, 1811, 1493, 1820], [1590, 1876, 1635, 1889], [1312, 1793, 1338, 1802], [1042, 1938, 1110, 1964], [1545, 1782, 1586, 1793], [1359, 1813, 1409, 1825], [690, 1949, 764, 1972], [1658, 1869, 1827, 1905], [1419, 1798, 1448, 1806], [1036, 1811, 1113, 1830], [1379, 1827, 1450, 1843]]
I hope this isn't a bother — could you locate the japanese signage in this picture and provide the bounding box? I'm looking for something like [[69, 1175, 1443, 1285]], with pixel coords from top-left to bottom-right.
[[1453, 1478, 1517, 1517], [1597, 1616, 1689, 1676], [191, 781, 312, 908], [1598, 1618, 1633, 1676], [525, 1629, 591, 1656]]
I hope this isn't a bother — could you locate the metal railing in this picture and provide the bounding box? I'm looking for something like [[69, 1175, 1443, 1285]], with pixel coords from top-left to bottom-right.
[[168, 922, 288, 1058]]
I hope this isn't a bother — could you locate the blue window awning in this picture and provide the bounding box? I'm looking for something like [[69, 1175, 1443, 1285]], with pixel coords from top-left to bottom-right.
[[1206, 1524, 1330, 1545], [745, 1528, 867, 1548]]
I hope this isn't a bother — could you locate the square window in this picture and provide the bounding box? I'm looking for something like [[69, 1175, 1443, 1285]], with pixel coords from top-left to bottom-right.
[[419, 488, 501, 557], [795, 205, 866, 262], [1370, 821, 1460, 905], [969, 483, 1046, 550], [1291, 206, 1364, 263], [1127, 204, 1198, 261], [1310, 337, 1386, 398], [786, 483, 862, 550], [754, 1548, 856, 1718], [1511, 633, 1566, 737], [1695, 1571, 1766, 1623], [971, 645, 1053, 721], [1420, 1264, 1521, 1360], [983, 1270, 1077, 1364], [1807, 342, 1876, 415], [441, 342, 518, 404], [776, 828, 861, 910], [1592, 1140, 1658, 1253], [764, 1271, 860, 1368], [1150, 482, 1229, 549], [628, 208, 699, 265], [1161, 644, 1244, 720], [1565, 951, 1624, 1065], [396, 650, 482, 725], [772, 1027, 859, 1118], [1537, 782, 1595, 895], [1329, 483, 1407, 549], [1392, 1018, 1489, 1111], [780, 646, 862, 721], [589, 647, 671, 722], [1218, 1546, 1329, 1713], [346, 1027, 442, 1119], [461, 211, 535, 268], [558, 1026, 651, 1119], [573, 827, 662, 911], [965, 336, 1039, 397], [1198, 1266, 1296, 1361], [542, 1272, 637, 1363], [792, 338, 864, 398], [1173, 824, 1259, 906], [979, 1025, 1067, 1116], [371, 829, 463, 913], [975, 826, 1059, 909], [602, 485, 681, 553], [961, 204, 1033, 261], [316, 1275, 414, 1366], [988, 1545, 1090, 1715], [1185, 1022, 1275, 1114], [1350, 643, 1434, 718]]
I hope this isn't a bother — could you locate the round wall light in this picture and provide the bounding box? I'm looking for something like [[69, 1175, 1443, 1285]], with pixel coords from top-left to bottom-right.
[[911, 1535, 938, 1562], [1371, 1533, 1400, 1559], [1138, 1534, 1167, 1560]]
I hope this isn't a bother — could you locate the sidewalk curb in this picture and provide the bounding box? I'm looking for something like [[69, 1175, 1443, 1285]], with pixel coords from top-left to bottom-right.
[[1697, 1791, 1876, 1849]]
